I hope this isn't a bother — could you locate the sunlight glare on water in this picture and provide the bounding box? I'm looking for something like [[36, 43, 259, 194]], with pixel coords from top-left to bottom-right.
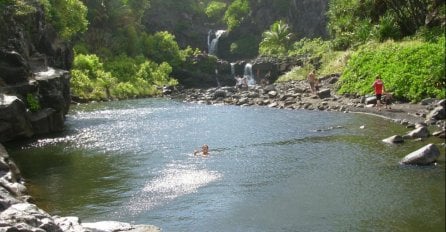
[[7, 98, 445, 232], [128, 163, 222, 212]]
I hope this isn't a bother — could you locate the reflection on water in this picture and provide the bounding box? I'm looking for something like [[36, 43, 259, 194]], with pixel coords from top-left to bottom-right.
[[129, 163, 222, 212], [7, 99, 445, 231]]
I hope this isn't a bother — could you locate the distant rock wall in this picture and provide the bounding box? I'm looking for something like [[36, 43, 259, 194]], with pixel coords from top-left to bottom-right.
[[0, 1, 72, 143], [143, 0, 329, 60]]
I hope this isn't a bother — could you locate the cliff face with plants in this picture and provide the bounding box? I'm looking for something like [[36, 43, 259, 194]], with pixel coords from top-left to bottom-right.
[[0, 0, 72, 142], [143, 0, 329, 60]]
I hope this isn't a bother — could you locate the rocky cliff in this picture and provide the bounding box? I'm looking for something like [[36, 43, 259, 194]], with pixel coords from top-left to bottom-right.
[[143, 0, 329, 60], [0, 1, 72, 143]]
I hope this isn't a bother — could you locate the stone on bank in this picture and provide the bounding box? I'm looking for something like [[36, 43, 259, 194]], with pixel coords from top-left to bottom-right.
[[400, 143, 440, 165]]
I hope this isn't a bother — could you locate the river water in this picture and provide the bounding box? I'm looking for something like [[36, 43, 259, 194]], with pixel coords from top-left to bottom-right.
[[8, 99, 445, 231]]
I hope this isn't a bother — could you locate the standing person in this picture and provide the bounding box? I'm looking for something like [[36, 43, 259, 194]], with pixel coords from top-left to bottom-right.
[[372, 75, 385, 111], [307, 70, 317, 93], [235, 75, 243, 89]]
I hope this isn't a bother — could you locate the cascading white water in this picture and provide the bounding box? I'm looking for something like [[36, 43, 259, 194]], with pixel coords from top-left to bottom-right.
[[208, 30, 227, 56], [230, 63, 235, 77], [244, 63, 256, 86]]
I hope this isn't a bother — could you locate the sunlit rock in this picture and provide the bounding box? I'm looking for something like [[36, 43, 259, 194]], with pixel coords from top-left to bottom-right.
[[400, 143, 440, 165], [382, 135, 404, 144]]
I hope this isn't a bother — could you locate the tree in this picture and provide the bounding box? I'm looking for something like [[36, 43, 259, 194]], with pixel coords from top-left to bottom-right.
[[223, 0, 250, 31], [259, 20, 293, 56], [40, 0, 88, 40]]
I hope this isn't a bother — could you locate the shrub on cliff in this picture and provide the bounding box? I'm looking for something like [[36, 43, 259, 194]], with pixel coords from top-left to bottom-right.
[[337, 38, 445, 102], [39, 0, 88, 40], [71, 54, 177, 101]]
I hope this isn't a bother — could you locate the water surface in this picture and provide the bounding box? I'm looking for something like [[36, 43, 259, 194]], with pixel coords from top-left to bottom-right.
[[8, 99, 445, 231]]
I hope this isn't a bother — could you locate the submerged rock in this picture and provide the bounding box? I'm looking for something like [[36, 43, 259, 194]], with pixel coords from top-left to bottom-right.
[[400, 144, 440, 165]]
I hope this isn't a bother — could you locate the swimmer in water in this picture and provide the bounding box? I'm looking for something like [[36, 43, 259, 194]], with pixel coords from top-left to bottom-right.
[[194, 144, 209, 156]]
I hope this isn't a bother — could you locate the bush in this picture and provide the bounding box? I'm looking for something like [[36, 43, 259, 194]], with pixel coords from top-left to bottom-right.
[[223, 0, 250, 31], [142, 31, 186, 68], [205, 1, 227, 20], [26, 93, 40, 112], [259, 20, 293, 57], [276, 64, 314, 83], [289, 38, 330, 64], [338, 38, 445, 102], [39, 0, 88, 40]]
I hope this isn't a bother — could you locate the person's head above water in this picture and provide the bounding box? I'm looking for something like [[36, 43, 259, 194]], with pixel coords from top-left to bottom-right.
[[201, 144, 209, 155]]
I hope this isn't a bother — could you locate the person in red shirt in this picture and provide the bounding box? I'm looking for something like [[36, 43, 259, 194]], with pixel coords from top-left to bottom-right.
[[372, 75, 385, 111]]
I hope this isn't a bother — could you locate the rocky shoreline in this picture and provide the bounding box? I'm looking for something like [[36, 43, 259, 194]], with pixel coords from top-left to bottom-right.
[[169, 77, 446, 136], [169, 78, 446, 163]]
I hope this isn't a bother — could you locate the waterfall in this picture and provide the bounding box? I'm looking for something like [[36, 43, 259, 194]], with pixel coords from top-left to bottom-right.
[[244, 63, 256, 86], [208, 30, 227, 56], [230, 63, 235, 77]]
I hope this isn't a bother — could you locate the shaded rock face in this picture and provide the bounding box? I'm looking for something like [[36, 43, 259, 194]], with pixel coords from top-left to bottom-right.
[[176, 55, 300, 88], [0, 1, 72, 142]]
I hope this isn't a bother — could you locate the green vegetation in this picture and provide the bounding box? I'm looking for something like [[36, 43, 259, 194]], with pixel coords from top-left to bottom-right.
[[26, 93, 41, 112], [327, 0, 444, 50], [205, 1, 227, 21], [71, 53, 177, 101], [223, 0, 250, 31], [5, 0, 443, 103], [273, 0, 445, 102], [259, 20, 294, 57], [338, 38, 445, 101], [39, 0, 88, 40]]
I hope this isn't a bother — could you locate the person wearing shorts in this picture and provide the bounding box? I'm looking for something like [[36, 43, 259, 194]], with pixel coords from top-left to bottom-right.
[[372, 75, 385, 111]]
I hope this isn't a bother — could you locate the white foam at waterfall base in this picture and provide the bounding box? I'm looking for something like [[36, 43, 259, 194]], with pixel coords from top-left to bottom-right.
[[244, 63, 256, 85], [128, 164, 221, 212]]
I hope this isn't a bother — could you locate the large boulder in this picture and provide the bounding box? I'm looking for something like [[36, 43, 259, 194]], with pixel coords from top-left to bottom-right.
[[35, 67, 71, 114], [317, 88, 331, 99], [426, 105, 446, 121], [400, 143, 440, 165], [403, 126, 430, 139], [0, 95, 33, 142]]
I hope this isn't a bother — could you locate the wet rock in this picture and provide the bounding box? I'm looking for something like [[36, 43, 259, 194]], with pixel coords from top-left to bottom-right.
[[53, 216, 84, 232], [365, 96, 377, 105], [213, 89, 227, 99], [267, 90, 278, 98], [382, 135, 404, 144], [420, 98, 436, 105], [432, 129, 446, 138], [426, 105, 446, 121], [403, 126, 430, 139], [400, 143, 440, 165], [316, 88, 331, 99], [0, 95, 33, 142]]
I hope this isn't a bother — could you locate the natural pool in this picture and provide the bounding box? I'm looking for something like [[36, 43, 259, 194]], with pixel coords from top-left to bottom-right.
[[8, 98, 445, 231]]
